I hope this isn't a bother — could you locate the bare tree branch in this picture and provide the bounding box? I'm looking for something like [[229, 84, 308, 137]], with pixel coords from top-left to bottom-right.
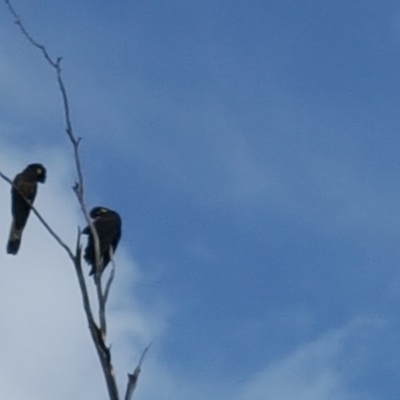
[[125, 344, 151, 400], [95, 271, 107, 335], [73, 228, 94, 320], [3, 1, 118, 398], [74, 230, 120, 400], [4, 0, 57, 68], [104, 247, 116, 305], [4, 1, 148, 398]]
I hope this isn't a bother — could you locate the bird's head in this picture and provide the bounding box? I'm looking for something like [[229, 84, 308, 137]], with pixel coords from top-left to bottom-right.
[[25, 163, 47, 183], [89, 206, 111, 219]]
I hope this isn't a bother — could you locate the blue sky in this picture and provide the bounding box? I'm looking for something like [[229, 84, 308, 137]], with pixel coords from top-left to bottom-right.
[[2, 1, 400, 399]]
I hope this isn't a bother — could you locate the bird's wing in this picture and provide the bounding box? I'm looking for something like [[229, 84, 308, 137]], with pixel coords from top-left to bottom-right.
[[95, 217, 120, 253], [11, 174, 37, 231]]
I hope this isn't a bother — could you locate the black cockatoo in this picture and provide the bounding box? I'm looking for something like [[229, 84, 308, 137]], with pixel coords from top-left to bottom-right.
[[82, 206, 122, 276], [7, 163, 47, 255]]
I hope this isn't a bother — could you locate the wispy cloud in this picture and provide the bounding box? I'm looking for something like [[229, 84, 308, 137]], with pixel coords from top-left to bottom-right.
[[239, 320, 379, 400]]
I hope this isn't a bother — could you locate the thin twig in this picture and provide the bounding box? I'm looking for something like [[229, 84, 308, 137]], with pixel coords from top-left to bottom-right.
[[4, 0, 57, 68], [95, 271, 107, 336], [124, 344, 151, 400], [74, 229, 95, 326], [104, 247, 116, 305]]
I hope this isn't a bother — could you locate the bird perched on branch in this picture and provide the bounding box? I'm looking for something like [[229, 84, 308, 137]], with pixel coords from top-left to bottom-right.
[[82, 206, 122, 276], [7, 163, 47, 255]]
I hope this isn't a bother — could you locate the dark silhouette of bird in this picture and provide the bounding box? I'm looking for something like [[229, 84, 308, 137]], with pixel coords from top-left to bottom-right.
[[7, 163, 47, 255], [82, 206, 122, 276]]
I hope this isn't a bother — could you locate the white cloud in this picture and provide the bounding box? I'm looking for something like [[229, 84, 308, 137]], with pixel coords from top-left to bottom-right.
[[239, 321, 376, 400]]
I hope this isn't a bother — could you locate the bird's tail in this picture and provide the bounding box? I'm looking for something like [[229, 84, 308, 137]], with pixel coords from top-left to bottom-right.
[[7, 220, 23, 255]]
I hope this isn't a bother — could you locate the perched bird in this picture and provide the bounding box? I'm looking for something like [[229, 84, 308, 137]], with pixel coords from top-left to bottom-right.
[[82, 206, 122, 276], [7, 163, 47, 255]]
